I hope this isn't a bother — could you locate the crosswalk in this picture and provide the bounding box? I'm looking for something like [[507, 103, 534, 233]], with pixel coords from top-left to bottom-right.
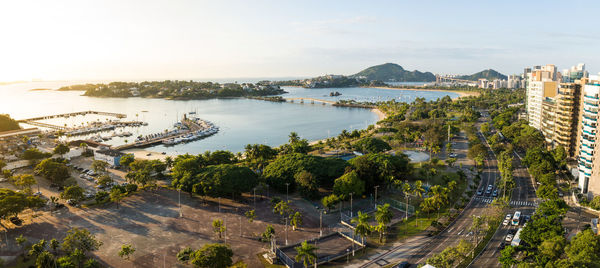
[[474, 197, 537, 207], [510, 200, 537, 207]]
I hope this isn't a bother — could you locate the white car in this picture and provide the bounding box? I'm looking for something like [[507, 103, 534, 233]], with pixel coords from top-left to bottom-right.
[[503, 219, 510, 226], [505, 234, 514, 242], [505, 214, 512, 220]]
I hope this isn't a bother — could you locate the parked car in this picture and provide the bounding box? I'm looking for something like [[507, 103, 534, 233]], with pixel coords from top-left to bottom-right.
[[9, 217, 22, 226], [505, 234, 514, 242], [503, 219, 510, 226], [523, 215, 531, 223], [505, 214, 512, 220], [449, 153, 457, 158], [498, 243, 506, 250], [492, 190, 498, 197]]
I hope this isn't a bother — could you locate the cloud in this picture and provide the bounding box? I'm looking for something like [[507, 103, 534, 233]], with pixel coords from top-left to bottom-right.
[[292, 15, 378, 35]]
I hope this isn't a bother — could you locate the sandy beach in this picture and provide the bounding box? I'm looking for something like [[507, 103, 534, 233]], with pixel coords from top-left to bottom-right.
[[367, 86, 480, 99]]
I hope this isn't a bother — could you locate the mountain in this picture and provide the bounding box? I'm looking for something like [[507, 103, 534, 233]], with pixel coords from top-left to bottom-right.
[[456, 69, 507, 81], [352, 63, 436, 82]]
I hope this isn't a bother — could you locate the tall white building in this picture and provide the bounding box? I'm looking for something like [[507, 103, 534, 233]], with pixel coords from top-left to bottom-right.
[[526, 64, 559, 130]]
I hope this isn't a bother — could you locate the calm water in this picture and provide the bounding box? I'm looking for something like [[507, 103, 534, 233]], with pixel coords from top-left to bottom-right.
[[282, 86, 458, 103], [0, 81, 457, 154]]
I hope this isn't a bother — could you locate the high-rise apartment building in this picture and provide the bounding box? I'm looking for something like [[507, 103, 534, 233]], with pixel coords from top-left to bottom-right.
[[526, 64, 559, 130], [578, 75, 600, 194]]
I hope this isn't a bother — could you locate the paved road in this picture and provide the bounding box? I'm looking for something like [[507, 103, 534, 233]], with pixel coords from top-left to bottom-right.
[[472, 153, 537, 267]]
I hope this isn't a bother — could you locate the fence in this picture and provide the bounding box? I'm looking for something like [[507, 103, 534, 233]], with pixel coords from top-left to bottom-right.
[[379, 197, 415, 214]]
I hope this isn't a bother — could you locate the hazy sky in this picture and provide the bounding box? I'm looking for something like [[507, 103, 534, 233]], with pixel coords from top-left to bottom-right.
[[1, 0, 599, 81]]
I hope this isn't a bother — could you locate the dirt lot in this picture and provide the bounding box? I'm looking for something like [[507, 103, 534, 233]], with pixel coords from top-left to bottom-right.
[[0, 187, 325, 267]]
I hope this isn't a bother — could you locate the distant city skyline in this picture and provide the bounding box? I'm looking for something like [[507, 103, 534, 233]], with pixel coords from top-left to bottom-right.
[[1, 0, 599, 82]]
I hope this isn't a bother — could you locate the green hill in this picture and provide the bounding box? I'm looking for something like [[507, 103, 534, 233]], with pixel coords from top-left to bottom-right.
[[352, 63, 436, 82], [456, 69, 507, 81]]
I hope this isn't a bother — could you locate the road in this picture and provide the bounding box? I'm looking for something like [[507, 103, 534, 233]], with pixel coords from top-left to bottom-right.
[[471, 153, 537, 267]]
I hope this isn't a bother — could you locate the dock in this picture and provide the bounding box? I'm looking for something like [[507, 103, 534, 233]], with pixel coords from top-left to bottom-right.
[[285, 97, 335, 105], [17, 111, 128, 131]]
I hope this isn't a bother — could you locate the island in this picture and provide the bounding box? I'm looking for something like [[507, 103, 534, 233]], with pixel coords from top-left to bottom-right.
[[58, 80, 286, 100]]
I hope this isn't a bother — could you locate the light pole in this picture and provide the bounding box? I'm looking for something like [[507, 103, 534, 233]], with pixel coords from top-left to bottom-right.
[[218, 197, 221, 213], [374, 185, 379, 209], [178, 188, 182, 218], [253, 188, 256, 209], [350, 193, 354, 218], [285, 217, 288, 245], [267, 185, 269, 198], [319, 210, 323, 237], [285, 183, 290, 201], [405, 180, 409, 221]]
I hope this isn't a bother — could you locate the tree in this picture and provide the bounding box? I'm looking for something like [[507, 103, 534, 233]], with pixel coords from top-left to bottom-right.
[[118, 244, 136, 260], [499, 246, 518, 267], [470, 215, 484, 249], [53, 143, 70, 156], [96, 174, 113, 187], [353, 137, 391, 153], [22, 148, 51, 161], [177, 247, 194, 263], [83, 258, 101, 268], [244, 144, 278, 170], [14, 174, 36, 192], [321, 194, 340, 211], [212, 219, 226, 240], [110, 188, 125, 208], [274, 201, 293, 217], [36, 251, 56, 268], [263, 153, 347, 192], [333, 171, 365, 200], [351, 211, 372, 250], [49, 238, 60, 254], [245, 210, 255, 223], [294, 170, 318, 199], [61, 228, 103, 255], [565, 229, 600, 266], [34, 158, 70, 185], [190, 243, 233, 268], [91, 160, 108, 174], [291, 211, 303, 231], [539, 235, 565, 261], [375, 204, 393, 243], [119, 154, 135, 168], [29, 239, 47, 259], [261, 225, 275, 242], [60, 185, 84, 203], [295, 240, 317, 268]]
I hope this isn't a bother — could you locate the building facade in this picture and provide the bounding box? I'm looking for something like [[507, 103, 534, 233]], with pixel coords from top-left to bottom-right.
[[578, 75, 600, 194]]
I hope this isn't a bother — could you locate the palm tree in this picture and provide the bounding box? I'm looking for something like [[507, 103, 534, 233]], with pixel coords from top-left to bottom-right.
[[375, 204, 393, 243], [351, 211, 372, 251], [430, 185, 449, 218], [289, 132, 300, 143], [402, 183, 411, 220], [295, 240, 317, 268]]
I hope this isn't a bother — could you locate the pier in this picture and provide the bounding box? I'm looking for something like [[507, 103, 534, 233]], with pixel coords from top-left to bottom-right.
[[18, 110, 126, 122]]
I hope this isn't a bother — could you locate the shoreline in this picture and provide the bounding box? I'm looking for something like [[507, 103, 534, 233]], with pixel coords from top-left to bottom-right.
[[365, 86, 480, 99]]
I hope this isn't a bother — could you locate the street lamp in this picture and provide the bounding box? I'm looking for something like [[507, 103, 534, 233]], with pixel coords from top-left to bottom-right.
[[374, 185, 379, 209], [218, 197, 221, 213], [319, 210, 323, 237], [285, 183, 290, 201]]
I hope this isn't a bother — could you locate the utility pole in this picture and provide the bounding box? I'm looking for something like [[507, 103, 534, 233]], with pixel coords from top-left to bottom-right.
[[350, 193, 354, 218], [405, 180, 409, 221], [374, 185, 379, 209], [218, 197, 221, 213], [240, 215, 242, 237], [286, 183, 290, 201]]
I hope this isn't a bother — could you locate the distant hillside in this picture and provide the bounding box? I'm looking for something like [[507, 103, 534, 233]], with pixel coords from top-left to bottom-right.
[[456, 69, 507, 81], [352, 63, 436, 82]]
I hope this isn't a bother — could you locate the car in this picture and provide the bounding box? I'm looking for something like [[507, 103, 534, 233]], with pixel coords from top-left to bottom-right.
[[559, 192, 564, 197], [33, 191, 43, 197], [505, 214, 512, 220], [449, 153, 457, 158], [503, 219, 510, 226], [499, 243, 506, 250], [505, 234, 514, 242], [0, 177, 8, 183], [485, 189, 491, 195], [508, 229, 517, 235], [523, 215, 530, 223], [492, 190, 498, 197], [67, 199, 77, 206], [477, 189, 483, 196]]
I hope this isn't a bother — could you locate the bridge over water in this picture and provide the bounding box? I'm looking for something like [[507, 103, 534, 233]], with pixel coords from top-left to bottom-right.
[[285, 97, 335, 105]]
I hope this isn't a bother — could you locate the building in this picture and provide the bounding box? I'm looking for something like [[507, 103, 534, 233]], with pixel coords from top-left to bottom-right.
[[577, 74, 600, 195], [94, 148, 127, 167], [507, 75, 521, 89], [526, 64, 559, 130]]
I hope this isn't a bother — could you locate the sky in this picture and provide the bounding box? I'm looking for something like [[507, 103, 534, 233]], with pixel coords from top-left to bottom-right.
[[1, 0, 599, 82]]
